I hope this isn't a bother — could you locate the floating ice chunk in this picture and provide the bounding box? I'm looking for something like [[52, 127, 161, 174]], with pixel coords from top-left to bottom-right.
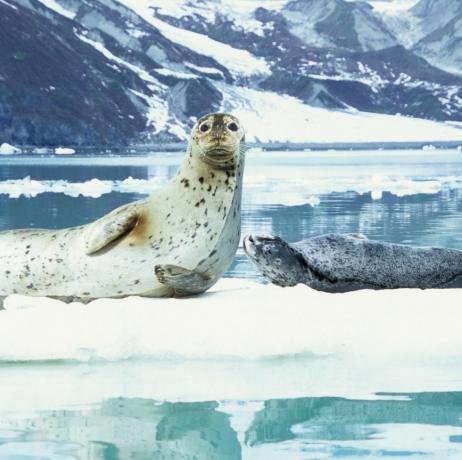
[[54, 147, 75, 155], [0, 177, 46, 198], [32, 147, 49, 154], [0, 143, 21, 155], [52, 178, 112, 198], [0, 171, 462, 202]]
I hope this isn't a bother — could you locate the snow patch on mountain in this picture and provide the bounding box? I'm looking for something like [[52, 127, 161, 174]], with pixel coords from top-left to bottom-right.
[[36, 0, 75, 19], [368, 0, 420, 13], [119, 0, 270, 78], [135, 0, 288, 36], [78, 34, 163, 89], [221, 85, 462, 143]]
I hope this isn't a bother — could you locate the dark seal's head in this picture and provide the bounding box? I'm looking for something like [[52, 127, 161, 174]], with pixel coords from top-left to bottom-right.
[[189, 113, 246, 169], [243, 234, 307, 287]]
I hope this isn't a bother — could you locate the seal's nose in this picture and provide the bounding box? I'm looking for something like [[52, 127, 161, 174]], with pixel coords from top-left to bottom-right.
[[214, 125, 225, 140]]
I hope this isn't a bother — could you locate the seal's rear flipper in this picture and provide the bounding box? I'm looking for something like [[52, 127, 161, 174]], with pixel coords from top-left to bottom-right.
[[155, 265, 211, 297], [85, 205, 140, 255]]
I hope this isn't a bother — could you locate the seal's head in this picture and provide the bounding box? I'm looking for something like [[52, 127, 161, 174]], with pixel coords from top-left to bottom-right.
[[243, 234, 307, 287], [190, 112, 245, 169]]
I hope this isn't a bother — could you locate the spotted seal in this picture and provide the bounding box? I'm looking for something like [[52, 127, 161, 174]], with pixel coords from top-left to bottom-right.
[[243, 233, 462, 292], [0, 113, 246, 304]]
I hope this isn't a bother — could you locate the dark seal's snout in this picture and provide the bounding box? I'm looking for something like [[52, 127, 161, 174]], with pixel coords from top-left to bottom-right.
[[243, 234, 286, 255], [243, 234, 307, 287]]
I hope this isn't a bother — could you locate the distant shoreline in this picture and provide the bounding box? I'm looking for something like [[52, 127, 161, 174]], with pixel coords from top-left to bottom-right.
[[8, 140, 462, 156]]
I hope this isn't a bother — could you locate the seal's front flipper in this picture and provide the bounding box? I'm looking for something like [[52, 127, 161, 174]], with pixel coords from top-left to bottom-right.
[[85, 205, 140, 255], [155, 265, 211, 297]]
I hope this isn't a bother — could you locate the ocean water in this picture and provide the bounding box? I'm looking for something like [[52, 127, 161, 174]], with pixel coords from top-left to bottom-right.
[[1, 148, 462, 279], [0, 148, 462, 459]]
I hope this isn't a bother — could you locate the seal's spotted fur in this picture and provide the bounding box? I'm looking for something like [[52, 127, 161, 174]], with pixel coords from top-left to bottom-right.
[[244, 234, 462, 292], [0, 113, 246, 304]]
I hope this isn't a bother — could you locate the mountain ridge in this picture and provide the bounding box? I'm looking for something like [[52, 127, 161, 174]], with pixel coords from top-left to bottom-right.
[[0, 0, 461, 146]]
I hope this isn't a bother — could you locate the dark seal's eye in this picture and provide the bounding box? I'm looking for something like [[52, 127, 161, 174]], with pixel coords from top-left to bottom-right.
[[228, 122, 238, 132], [200, 123, 210, 133]]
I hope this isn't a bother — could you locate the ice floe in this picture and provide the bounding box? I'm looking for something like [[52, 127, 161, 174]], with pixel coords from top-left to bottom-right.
[[0, 143, 21, 155], [54, 147, 75, 155], [1, 278, 462, 364], [0, 168, 461, 204]]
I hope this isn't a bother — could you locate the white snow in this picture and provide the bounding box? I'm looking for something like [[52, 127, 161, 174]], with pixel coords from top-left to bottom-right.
[[368, 0, 420, 13], [220, 85, 462, 143], [374, 0, 425, 47], [35, 0, 75, 19], [1, 279, 462, 364], [54, 147, 75, 155], [122, 0, 287, 37], [185, 62, 224, 77], [119, 0, 270, 77], [129, 89, 169, 133], [153, 68, 197, 79], [0, 143, 20, 155]]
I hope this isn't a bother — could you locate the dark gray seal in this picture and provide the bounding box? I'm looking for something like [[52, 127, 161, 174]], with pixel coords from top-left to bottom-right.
[[243, 233, 462, 292]]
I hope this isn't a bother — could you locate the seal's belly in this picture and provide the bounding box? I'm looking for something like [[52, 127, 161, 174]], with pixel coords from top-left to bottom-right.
[[0, 200, 239, 299]]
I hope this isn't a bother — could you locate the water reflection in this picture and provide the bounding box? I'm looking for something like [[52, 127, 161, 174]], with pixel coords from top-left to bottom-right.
[[1, 392, 462, 459], [246, 392, 462, 445], [0, 399, 240, 460]]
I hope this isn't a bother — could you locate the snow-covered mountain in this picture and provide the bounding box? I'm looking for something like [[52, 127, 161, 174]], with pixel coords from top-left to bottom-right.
[[412, 0, 462, 75], [0, 0, 461, 146], [377, 0, 462, 73]]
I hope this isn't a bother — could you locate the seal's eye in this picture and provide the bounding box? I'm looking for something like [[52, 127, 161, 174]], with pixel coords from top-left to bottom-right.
[[228, 122, 238, 132], [200, 123, 210, 133]]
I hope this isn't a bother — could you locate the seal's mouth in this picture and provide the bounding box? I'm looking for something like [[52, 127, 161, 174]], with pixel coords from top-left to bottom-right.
[[205, 147, 235, 159], [202, 147, 236, 169]]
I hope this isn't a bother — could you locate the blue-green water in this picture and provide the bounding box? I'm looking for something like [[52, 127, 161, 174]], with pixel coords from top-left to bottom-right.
[[0, 149, 462, 459], [1, 392, 462, 459]]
